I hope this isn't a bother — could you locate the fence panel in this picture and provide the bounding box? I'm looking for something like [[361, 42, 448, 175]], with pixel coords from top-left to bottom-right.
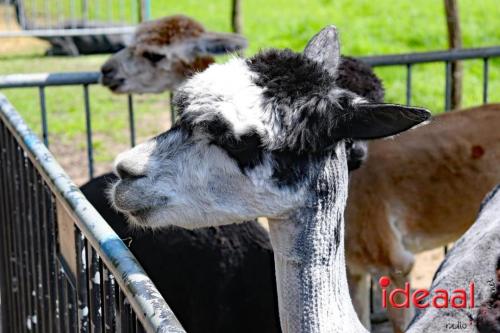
[[0, 94, 185, 333], [0, 0, 151, 37]]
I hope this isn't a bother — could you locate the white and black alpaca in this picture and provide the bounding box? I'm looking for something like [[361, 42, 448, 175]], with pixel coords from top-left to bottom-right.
[[83, 20, 386, 332], [406, 185, 500, 333], [109, 26, 429, 332]]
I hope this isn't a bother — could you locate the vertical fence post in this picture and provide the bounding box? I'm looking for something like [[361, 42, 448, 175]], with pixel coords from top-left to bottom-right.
[[483, 57, 489, 104], [231, 0, 243, 56], [444, 61, 452, 111], [139, 0, 151, 22], [444, 0, 463, 110], [82, 0, 89, 23], [127, 95, 136, 147], [406, 63, 412, 106], [83, 84, 94, 179], [38, 87, 49, 147], [231, 0, 243, 34]]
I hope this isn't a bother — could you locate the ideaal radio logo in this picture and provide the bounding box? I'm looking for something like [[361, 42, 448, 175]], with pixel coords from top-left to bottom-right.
[[379, 276, 477, 330], [379, 276, 499, 330], [378, 276, 475, 309]]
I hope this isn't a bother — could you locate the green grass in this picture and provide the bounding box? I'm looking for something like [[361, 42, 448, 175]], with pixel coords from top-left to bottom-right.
[[1, 0, 499, 165]]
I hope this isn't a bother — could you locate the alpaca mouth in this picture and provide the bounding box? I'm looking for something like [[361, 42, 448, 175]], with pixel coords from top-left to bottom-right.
[[129, 207, 153, 217], [126, 197, 169, 219], [101, 77, 125, 91], [107, 80, 125, 92]]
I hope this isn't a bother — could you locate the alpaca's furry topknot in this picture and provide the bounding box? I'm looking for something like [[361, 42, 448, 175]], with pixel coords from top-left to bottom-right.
[[247, 49, 363, 154], [134, 15, 206, 47]]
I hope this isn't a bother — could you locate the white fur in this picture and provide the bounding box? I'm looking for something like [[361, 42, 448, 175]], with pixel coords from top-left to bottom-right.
[[181, 58, 270, 138]]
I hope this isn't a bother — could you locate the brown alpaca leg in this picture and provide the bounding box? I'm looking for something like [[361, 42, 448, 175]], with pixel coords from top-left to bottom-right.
[[347, 268, 371, 330]]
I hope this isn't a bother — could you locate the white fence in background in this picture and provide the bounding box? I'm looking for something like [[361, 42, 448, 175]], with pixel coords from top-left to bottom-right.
[[0, 0, 150, 37]]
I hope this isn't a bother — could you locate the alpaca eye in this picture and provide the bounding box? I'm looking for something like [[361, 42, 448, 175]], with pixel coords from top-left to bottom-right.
[[142, 51, 165, 64], [219, 132, 264, 171]]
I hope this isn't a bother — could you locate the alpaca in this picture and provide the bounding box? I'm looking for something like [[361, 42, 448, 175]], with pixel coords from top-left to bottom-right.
[[100, 15, 247, 93], [405, 185, 500, 333], [108, 26, 430, 332], [346, 103, 500, 332], [85, 16, 388, 332]]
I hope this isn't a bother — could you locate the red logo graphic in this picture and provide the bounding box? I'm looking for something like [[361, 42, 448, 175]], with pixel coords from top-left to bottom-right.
[[379, 276, 475, 309]]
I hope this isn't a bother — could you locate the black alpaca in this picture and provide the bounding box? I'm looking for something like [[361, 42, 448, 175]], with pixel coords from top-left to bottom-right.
[[80, 56, 383, 333]]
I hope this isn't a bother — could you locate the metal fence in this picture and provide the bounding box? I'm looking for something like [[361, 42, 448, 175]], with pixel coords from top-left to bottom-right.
[[360, 45, 500, 109], [0, 45, 499, 331], [0, 0, 150, 37], [0, 94, 185, 332]]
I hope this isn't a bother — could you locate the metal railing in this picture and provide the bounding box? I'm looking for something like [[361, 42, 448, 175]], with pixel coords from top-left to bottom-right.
[[0, 0, 150, 37], [0, 72, 136, 180], [359, 46, 500, 110], [0, 94, 185, 333]]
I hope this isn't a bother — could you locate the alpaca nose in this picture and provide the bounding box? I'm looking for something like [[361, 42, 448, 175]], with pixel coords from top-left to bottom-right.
[[115, 162, 146, 180], [101, 63, 116, 77]]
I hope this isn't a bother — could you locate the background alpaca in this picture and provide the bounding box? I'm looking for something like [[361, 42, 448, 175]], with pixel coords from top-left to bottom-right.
[[405, 185, 500, 333], [346, 103, 500, 332], [109, 26, 429, 332], [83, 16, 386, 333], [100, 15, 247, 93]]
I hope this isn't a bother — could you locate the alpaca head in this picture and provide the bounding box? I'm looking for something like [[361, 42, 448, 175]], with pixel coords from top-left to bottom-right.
[[100, 15, 247, 93], [110, 26, 430, 229]]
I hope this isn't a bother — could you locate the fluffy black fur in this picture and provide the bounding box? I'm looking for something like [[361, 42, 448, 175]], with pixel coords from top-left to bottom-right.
[[337, 56, 384, 103], [248, 49, 365, 155], [247, 49, 386, 185]]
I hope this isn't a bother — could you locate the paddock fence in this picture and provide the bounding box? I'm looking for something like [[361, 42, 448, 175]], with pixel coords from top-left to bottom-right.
[[0, 45, 499, 331], [0, 0, 151, 38], [0, 94, 185, 332]]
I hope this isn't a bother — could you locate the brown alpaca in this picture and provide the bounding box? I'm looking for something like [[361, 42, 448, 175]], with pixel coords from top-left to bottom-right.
[[347, 104, 500, 332], [100, 15, 247, 93]]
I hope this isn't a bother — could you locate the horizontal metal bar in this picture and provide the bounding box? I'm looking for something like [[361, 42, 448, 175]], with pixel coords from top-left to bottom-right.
[[359, 46, 500, 66], [0, 73, 100, 89], [0, 45, 498, 90], [0, 27, 135, 37], [0, 94, 186, 333]]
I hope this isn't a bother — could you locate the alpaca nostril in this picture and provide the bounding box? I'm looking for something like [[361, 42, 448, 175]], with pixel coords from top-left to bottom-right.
[[116, 162, 146, 180], [101, 64, 116, 77]]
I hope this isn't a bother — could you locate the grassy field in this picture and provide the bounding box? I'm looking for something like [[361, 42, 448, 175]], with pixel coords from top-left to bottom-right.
[[0, 0, 499, 180]]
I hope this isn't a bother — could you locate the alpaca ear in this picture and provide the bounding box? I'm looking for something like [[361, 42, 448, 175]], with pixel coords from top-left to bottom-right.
[[188, 32, 248, 56], [337, 103, 431, 140], [303, 25, 340, 76]]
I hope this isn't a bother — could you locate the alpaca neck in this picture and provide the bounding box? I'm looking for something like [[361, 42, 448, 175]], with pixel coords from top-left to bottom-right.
[[268, 148, 366, 333]]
